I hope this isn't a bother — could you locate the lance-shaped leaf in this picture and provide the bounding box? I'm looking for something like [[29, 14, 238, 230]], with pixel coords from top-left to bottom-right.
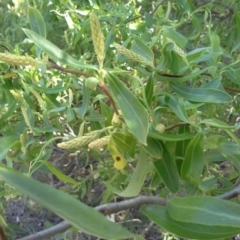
[[141, 204, 240, 240], [170, 83, 231, 103], [181, 132, 204, 185], [28, 7, 46, 37], [0, 165, 135, 239], [106, 73, 149, 145], [167, 196, 240, 228], [22, 28, 97, 70], [163, 94, 189, 122], [153, 142, 180, 193], [148, 131, 195, 142], [115, 149, 151, 197]]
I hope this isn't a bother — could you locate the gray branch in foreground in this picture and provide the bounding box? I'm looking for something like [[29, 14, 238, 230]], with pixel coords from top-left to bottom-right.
[[17, 195, 167, 240], [217, 184, 240, 200]]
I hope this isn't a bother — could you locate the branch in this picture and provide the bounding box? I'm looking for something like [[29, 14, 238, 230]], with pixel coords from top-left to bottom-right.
[[17, 195, 167, 240], [224, 86, 240, 93], [151, 0, 168, 15], [47, 61, 91, 78], [217, 184, 240, 200], [165, 122, 189, 131]]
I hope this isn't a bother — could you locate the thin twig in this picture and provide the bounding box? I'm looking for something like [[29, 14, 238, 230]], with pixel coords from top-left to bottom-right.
[[224, 86, 240, 93], [165, 122, 189, 131], [47, 61, 91, 78], [97, 83, 119, 115], [151, 0, 168, 15], [17, 195, 167, 240]]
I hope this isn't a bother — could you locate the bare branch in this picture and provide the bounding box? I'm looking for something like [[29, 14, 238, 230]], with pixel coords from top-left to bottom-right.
[[217, 184, 240, 200], [151, 0, 168, 15], [17, 195, 167, 240]]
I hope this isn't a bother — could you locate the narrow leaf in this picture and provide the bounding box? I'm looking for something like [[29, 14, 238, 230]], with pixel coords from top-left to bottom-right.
[[131, 39, 154, 63], [0, 165, 135, 239], [181, 132, 204, 185], [41, 161, 78, 186], [144, 74, 154, 106], [171, 83, 231, 103], [106, 73, 149, 145], [142, 137, 162, 159], [153, 142, 180, 193], [28, 7, 46, 38], [115, 149, 151, 197], [167, 196, 240, 228], [22, 28, 97, 70], [141, 205, 240, 240], [148, 131, 195, 142], [163, 94, 189, 122]]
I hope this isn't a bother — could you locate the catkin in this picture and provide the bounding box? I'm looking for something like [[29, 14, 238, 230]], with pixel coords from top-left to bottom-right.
[[90, 12, 105, 70], [58, 136, 93, 149], [0, 53, 43, 66], [88, 135, 110, 149], [29, 87, 45, 110], [58, 132, 99, 150], [21, 106, 32, 130], [114, 43, 152, 66], [166, 38, 188, 64]]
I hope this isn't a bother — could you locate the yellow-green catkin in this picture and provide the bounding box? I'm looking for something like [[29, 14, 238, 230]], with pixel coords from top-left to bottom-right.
[[29, 87, 46, 110], [88, 135, 110, 149], [58, 132, 99, 150], [90, 12, 105, 70], [0, 53, 43, 66], [166, 38, 188, 64], [9, 90, 25, 104], [21, 106, 32, 130], [78, 122, 85, 137], [114, 43, 152, 66]]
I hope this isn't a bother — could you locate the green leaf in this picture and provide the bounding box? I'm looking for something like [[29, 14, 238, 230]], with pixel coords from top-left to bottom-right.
[[41, 161, 78, 186], [142, 137, 162, 159], [167, 196, 240, 228], [106, 73, 149, 145], [131, 39, 154, 64], [181, 132, 204, 185], [74, 81, 90, 118], [232, 11, 240, 52], [144, 73, 154, 106], [28, 7, 46, 57], [157, 42, 174, 71], [148, 131, 195, 141], [112, 132, 136, 158], [115, 149, 151, 197], [203, 77, 222, 89], [30, 83, 69, 94], [162, 28, 188, 48], [0, 165, 135, 239], [28, 7, 46, 38], [163, 94, 189, 122], [141, 205, 240, 240], [153, 142, 180, 193], [201, 118, 237, 129], [175, 125, 191, 157], [22, 28, 97, 70], [175, 125, 191, 172], [170, 83, 232, 103]]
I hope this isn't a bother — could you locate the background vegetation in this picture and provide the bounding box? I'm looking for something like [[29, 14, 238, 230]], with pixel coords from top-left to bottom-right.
[[1, 0, 240, 239]]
